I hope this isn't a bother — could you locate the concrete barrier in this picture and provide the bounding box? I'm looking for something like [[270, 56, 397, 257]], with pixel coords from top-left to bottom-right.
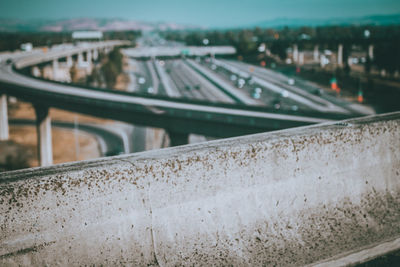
[[1, 112, 400, 266]]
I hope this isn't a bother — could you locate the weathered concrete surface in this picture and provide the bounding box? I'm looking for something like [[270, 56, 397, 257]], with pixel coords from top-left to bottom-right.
[[1, 112, 400, 266]]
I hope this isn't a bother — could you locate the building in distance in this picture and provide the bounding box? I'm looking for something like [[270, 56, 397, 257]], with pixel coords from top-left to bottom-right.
[[72, 31, 103, 42]]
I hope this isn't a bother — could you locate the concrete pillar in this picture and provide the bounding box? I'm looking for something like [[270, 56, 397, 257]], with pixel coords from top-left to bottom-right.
[[368, 45, 374, 60], [66, 55, 73, 68], [313, 45, 319, 62], [293, 44, 298, 63], [77, 52, 84, 67], [320, 54, 327, 68], [0, 94, 9, 141], [347, 57, 353, 66], [338, 44, 343, 67], [86, 50, 92, 63], [299, 52, 304, 65], [52, 59, 59, 79], [93, 49, 98, 61], [84, 50, 93, 74], [168, 131, 189, 147], [32, 66, 41, 77], [34, 105, 53, 166]]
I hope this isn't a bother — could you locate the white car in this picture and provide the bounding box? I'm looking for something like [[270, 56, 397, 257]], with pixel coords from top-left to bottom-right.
[[281, 90, 289, 98]]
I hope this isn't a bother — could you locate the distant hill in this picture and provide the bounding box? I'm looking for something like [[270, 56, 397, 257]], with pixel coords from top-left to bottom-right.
[[1, 14, 399, 32], [0, 18, 202, 32], [248, 14, 400, 29]]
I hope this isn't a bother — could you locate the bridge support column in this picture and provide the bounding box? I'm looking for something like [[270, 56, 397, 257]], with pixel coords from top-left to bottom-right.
[[368, 45, 374, 60], [168, 131, 189, 147], [66, 55, 73, 67], [31, 66, 41, 77], [0, 94, 9, 141], [86, 50, 92, 63], [85, 50, 93, 74], [320, 54, 326, 68], [337, 44, 343, 67], [93, 49, 98, 61], [52, 59, 59, 80], [34, 105, 53, 166], [298, 52, 304, 65], [77, 52, 84, 67], [292, 44, 298, 63], [313, 45, 319, 62]]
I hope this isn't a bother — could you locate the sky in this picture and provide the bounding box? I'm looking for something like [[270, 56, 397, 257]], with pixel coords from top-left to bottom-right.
[[1, 0, 399, 28]]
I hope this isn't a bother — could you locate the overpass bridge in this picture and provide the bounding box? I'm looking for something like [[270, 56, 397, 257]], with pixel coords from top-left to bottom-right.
[[0, 42, 358, 166], [122, 45, 236, 59]]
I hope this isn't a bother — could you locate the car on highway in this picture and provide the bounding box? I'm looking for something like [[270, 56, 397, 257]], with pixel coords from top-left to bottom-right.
[[312, 88, 324, 96], [185, 85, 192, 90], [237, 78, 246, 88], [273, 98, 281, 110], [281, 90, 289, 98], [5, 58, 13, 65], [252, 87, 262, 99], [194, 84, 201, 90]]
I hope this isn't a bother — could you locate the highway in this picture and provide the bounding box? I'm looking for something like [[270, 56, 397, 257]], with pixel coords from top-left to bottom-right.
[[153, 59, 181, 97], [215, 59, 374, 115], [209, 59, 349, 113], [132, 60, 156, 94], [165, 60, 235, 103], [146, 60, 160, 94], [0, 42, 362, 142], [186, 59, 264, 106], [124, 37, 373, 117]]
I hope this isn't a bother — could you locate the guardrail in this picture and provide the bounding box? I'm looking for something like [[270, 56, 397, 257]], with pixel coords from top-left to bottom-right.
[[1, 112, 399, 266]]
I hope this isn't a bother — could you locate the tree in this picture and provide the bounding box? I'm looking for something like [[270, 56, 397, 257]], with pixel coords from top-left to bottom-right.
[[101, 61, 119, 88], [270, 41, 287, 60]]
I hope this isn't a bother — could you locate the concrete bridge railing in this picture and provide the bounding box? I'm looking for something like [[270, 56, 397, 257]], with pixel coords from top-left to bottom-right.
[[1, 112, 399, 266]]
